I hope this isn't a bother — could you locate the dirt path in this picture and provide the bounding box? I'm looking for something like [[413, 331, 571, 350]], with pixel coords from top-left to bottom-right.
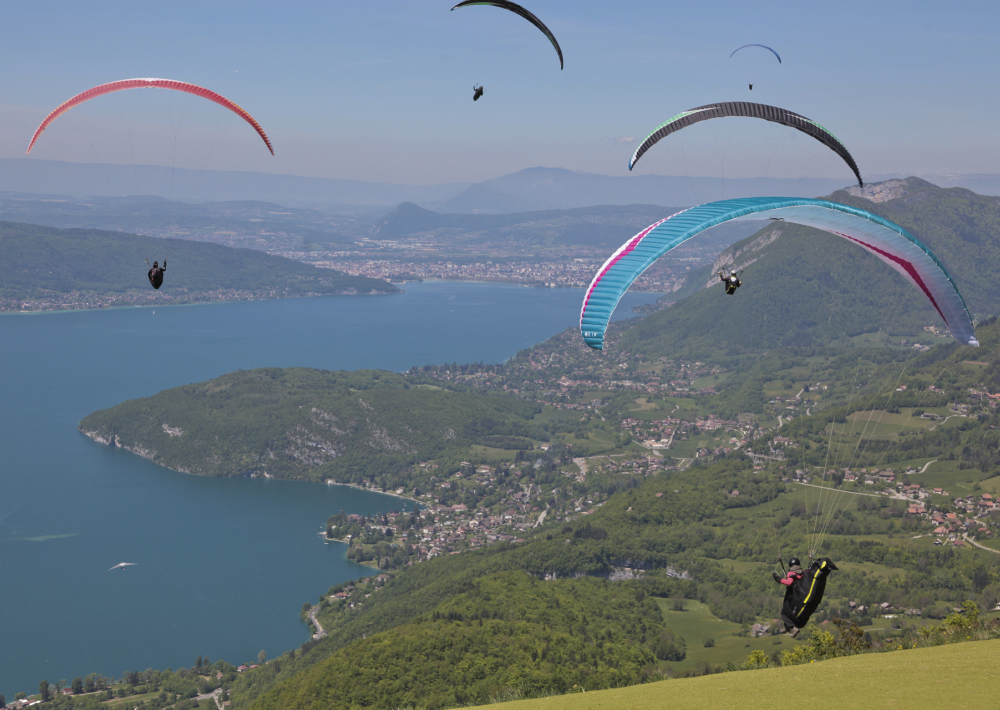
[[795, 481, 907, 501], [195, 689, 222, 710], [963, 533, 1000, 555], [533, 507, 548, 528], [308, 605, 327, 639]]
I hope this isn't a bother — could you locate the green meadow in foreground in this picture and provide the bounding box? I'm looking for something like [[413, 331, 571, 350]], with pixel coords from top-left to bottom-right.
[[484, 638, 1000, 710]]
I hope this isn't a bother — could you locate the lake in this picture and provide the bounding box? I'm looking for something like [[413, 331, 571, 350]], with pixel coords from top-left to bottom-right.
[[0, 282, 656, 697]]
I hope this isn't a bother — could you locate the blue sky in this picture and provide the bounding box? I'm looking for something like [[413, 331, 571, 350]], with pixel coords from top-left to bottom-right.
[[0, 0, 997, 184]]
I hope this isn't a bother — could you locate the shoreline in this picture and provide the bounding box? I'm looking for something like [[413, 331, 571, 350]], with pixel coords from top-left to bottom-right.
[[323, 480, 419, 508], [1, 289, 400, 316], [0, 282, 666, 316]]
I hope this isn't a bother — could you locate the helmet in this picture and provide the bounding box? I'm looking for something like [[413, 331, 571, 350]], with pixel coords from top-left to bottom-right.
[[731, 270, 737, 276], [152, 261, 159, 268], [788, 557, 801, 567]]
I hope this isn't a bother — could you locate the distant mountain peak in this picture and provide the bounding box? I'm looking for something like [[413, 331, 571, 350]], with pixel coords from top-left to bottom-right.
[[843, 177, 942, 204], [846, 179, 911, 203], [391, 201, 434, 215]]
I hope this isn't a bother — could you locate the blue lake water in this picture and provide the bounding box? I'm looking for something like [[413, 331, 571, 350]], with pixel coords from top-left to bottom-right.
[[0, 282, 656, 697]]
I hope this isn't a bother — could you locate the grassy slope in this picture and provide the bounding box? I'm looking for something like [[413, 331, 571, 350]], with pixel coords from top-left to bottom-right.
[[485, 638, 1000, 710], [653, 599, 791, 674]]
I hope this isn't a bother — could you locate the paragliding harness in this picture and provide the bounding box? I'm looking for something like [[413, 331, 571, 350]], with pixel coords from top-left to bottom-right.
[[775, 557, 838, 632], [146, 256, 167, 290], [720, 269, 742, 295], [473, 84, 484, 101]]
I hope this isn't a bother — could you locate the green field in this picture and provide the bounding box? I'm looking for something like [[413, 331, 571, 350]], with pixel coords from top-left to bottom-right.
[[653, 599, 805, 675], [690, 372, 732, 389], [484, 638, 1000, 710]]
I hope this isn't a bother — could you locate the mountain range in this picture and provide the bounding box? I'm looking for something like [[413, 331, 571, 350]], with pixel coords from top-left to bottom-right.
[[6, 158, 1000, 215]]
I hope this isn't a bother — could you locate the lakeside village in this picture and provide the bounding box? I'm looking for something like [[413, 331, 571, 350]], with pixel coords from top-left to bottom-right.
[[307, 254, 692, 292]]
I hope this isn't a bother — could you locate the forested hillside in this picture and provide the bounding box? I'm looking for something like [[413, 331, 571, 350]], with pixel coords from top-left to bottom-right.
[[79, 368, 543, 484], [225, 322, 1000, 710], [834, 178, 1000, 317], [252, 573, 662, 710], [229, 451, 999, 710], [618, 179, 998, 362], [0, 220, 395, 308]]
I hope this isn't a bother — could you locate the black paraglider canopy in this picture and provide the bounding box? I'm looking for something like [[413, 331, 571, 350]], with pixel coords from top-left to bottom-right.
[[451, 0, 564, 70]]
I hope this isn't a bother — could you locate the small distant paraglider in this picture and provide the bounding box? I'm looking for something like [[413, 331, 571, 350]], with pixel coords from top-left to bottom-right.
[[109, 562, 137, 571], [473, 84, 484, 101], [147, 258, 166, 289], [730, 44, 781, 63], [731, 45, 779, 90]]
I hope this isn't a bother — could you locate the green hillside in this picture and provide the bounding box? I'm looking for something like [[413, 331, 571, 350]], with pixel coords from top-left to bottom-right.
[[78, 368, 542, 484], [82, 321, 1000, 710], [226, 326, 1000, 710], [485, 638, 1000, 710], [230, 447, 998, 709], [252, 573, 662, 710], [618, 178, 998, 362], [0, 220, 395, 306], [831, 178, 1000, 318]]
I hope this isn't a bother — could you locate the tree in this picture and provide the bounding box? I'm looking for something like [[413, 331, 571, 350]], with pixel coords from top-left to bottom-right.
[[257, 649, 267, 665], [72, 677, 84, 695], [0, 693, 6, 708], [39, 681, 50, 702]]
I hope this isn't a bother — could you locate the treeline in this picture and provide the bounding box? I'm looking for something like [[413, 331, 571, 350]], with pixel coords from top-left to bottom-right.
[[253, 572, 663, 710], [18, 658, 238, 710]]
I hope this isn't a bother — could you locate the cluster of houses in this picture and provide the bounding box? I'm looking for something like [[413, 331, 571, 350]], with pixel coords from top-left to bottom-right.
[[316, 256, 688, 292], [619, 414, 752, 454], [916, 494, 997, 544]]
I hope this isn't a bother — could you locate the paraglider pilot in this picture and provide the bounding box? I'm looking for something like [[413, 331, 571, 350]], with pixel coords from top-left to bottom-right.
[[773, 557, 838, 638], [719, 269, 741, 295], [473, 84, 484, 101], [773, 557, 805, 636], [148, 259, 166, 290]]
